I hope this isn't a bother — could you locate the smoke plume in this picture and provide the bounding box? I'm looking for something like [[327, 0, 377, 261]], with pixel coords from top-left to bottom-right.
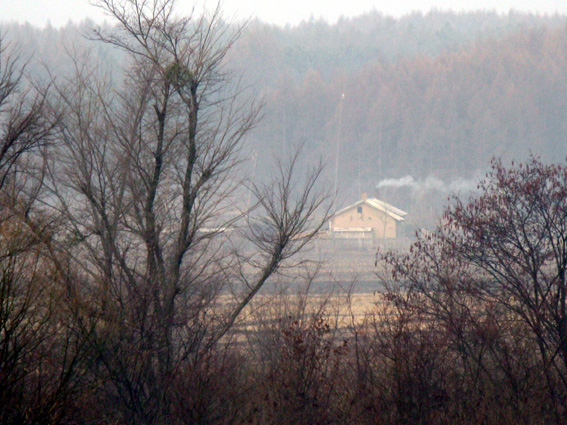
[[376, 175, 477, 193]]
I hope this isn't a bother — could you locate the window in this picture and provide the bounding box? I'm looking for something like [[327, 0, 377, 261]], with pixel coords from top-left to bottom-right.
[[357, 206, 362, 213]]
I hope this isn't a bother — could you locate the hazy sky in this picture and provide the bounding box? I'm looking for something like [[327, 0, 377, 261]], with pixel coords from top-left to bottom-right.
[[1, 0, 566, 28]]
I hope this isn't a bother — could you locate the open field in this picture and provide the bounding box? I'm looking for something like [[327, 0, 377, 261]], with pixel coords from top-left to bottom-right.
[[290, 237, 413, 289], [224, 239, 413, 338]]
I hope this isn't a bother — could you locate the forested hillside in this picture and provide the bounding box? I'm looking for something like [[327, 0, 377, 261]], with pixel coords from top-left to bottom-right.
[[255, 24, 567, 182], [239, 17, 567, 203], [3, 11, 567, 220]]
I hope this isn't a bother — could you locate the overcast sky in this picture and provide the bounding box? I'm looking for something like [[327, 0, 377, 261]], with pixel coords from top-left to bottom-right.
[[1, 0, 566, 28]]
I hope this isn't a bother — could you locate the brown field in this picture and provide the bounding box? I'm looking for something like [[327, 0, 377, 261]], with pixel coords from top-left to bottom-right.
[[222, 239, 411, 338]]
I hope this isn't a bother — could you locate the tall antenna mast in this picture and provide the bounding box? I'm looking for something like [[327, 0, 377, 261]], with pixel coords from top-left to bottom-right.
[[246, 149, 258, 214], [333, 93, 345, 214]]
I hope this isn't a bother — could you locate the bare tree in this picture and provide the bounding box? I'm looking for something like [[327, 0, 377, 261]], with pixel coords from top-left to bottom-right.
[[380, 156, 567, 423], [0, 36, 57, 195], [214, 148, 330, 345], [42, 1, 329, 423], [0, 34, 87, 425]]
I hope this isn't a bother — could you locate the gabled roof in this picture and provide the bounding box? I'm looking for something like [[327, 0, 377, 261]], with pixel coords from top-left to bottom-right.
[[332, 198, 407, 222]]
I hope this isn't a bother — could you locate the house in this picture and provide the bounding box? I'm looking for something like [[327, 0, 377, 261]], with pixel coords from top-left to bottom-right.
[[329, 193, 407, 240]]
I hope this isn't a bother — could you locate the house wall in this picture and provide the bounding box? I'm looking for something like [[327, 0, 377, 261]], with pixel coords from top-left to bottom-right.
[[331, 203, 397, 239]]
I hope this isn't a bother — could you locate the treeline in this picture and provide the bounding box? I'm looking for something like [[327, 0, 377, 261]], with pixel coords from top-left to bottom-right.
[[3, 11, 567, 206], [232, 12, 567, 199], [251, 23, 567, 200], [235, 11, 566, 85]]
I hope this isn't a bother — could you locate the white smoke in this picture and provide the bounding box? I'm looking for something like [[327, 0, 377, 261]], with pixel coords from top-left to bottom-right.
[[376, 175, 477, 193]]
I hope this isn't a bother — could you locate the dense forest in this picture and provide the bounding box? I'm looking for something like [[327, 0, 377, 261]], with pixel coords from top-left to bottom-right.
[[3, 3, 567, 424], [237, 14, 567, 218], [3, 10, 567, 223]]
